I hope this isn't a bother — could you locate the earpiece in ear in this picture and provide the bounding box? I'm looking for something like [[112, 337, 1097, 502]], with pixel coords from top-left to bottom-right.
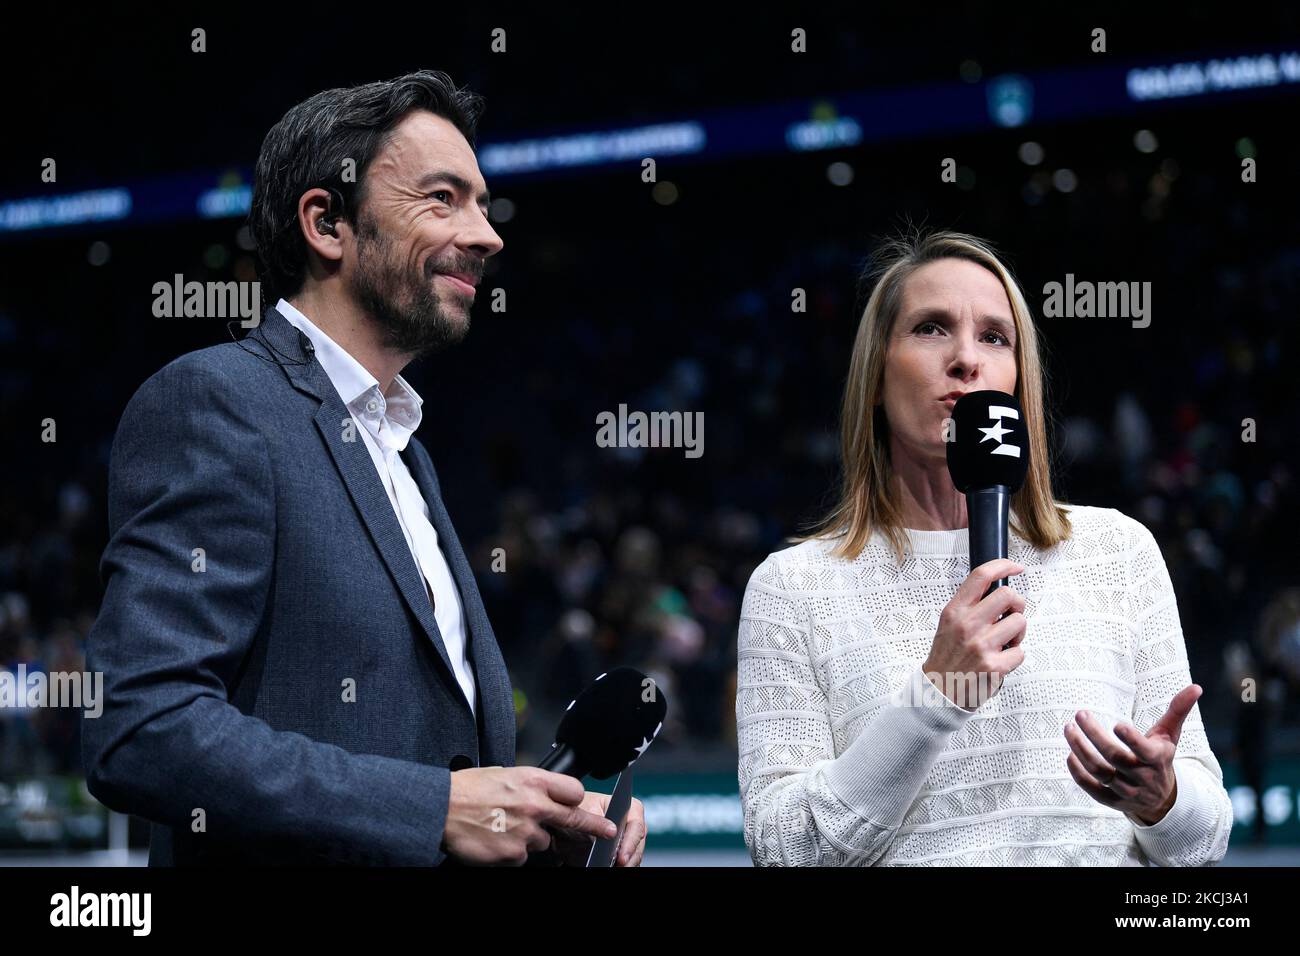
[[315, 185, 346, 236]]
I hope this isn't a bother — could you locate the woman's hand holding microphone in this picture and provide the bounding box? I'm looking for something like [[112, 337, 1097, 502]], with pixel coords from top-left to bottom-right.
[[921, 559, 1028, 711]]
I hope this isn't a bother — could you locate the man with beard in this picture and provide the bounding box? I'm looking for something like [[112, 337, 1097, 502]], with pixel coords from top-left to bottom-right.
[[82, 71, 646, 867]]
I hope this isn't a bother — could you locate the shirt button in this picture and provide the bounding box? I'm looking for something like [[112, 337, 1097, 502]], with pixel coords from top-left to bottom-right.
[[366, 399, 380, 414]]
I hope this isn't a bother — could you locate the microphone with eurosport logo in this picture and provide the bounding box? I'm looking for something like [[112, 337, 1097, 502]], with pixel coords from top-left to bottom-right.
[[945, 389, 1030, 600], [537, 667, 667, 779], [535, 668, 666, 867]]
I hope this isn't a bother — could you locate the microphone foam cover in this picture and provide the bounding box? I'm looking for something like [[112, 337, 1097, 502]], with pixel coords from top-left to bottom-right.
[[945, 389, 1030, 493], [555, 667, 667, 779]]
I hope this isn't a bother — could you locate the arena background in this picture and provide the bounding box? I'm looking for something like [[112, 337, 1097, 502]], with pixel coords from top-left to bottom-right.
[[2, 7, 1299, 865]]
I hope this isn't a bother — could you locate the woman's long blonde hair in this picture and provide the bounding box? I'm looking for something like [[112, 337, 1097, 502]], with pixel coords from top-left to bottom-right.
[[796, 228, 1073, 564]]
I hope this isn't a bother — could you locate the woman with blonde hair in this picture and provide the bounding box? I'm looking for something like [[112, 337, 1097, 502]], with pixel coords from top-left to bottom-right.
[[736, 229, 1233, 866]]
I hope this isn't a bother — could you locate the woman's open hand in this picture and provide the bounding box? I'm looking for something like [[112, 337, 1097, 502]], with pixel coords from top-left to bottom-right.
[[1064, 684, 1202, 824]]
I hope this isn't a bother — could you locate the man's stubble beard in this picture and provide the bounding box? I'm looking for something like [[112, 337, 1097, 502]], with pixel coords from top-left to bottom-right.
[[350, 211, 471, 359]]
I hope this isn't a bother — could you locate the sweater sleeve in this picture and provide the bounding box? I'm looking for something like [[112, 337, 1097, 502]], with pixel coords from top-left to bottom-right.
[[1124, 519, 1234, 866], [736, 552, 975, 866]]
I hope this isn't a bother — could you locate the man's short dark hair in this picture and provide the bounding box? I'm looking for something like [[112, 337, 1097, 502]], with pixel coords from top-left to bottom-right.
[[250, 70, 485, 303]]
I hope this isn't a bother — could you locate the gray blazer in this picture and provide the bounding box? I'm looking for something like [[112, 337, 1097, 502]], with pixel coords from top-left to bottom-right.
[[82, 304, 516, 865]]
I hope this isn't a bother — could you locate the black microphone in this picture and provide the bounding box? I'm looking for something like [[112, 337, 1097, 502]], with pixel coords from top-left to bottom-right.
[[945, 390, 1030, 599], [537, 667, 667, 780]]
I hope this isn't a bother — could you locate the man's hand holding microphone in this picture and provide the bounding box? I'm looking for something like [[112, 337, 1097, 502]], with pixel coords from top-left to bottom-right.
[[441, 667, 662, 866], [443, 767, 646, 866]]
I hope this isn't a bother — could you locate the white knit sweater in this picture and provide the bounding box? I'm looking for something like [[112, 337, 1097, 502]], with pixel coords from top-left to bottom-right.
[[736, 504, 1233, 866]]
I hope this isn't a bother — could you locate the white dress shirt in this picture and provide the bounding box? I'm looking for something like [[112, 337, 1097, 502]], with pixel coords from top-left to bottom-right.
[[277, 298, 477, 715]]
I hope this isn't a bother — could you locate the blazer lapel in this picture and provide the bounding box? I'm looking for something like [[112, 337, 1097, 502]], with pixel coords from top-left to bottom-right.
[[249, 306, 464, 703], [402, 442, 515, 764], [311, 403, 465, 704], [249, 306, 500, 733]]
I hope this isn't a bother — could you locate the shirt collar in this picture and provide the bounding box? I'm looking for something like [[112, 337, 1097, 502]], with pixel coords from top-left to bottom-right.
[[276, 298, 424, 448]]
